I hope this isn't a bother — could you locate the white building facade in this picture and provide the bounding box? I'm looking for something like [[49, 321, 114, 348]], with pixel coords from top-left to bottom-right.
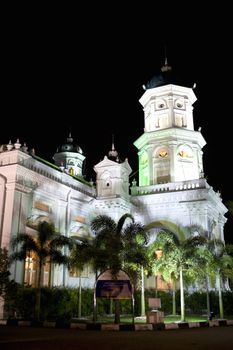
[[0, 65, 228, 300]]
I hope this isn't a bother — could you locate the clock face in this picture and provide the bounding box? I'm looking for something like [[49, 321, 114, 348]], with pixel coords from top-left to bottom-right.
[[159, 150, 168, 158], [179, 150, 188, 157], [157, 146, 168, 158], [178, 145, 192, 158], [158, 146, 168, 158]]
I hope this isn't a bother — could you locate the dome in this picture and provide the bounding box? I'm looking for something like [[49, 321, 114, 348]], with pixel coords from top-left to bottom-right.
[[144, 62, 193, 90], [56, 134, 83, 154], [107, 137, 121, 163]]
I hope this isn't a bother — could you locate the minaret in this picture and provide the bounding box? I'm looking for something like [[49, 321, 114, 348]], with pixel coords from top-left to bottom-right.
[[134, 61, 206, 186]]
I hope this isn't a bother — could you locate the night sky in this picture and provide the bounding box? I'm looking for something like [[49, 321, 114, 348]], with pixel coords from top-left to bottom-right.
[[1, 6, 233, 242]]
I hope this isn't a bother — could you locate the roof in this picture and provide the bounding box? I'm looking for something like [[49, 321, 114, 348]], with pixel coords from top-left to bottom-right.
[[55, 133, 83, 155], [144, 62, 194, 90]]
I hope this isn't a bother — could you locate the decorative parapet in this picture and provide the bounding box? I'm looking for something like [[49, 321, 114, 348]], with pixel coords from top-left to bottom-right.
[[19, 157, 96, 198], [130, 178, 208, 196]]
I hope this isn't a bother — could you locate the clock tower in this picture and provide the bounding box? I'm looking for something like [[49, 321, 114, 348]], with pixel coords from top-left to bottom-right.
[[134, 62, 206, 186], [131, 61, 227, 255]]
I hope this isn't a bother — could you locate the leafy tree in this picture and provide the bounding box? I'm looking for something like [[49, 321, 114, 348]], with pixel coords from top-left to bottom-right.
[[144, 221, 190, 316], [0, 247, 11, 297], [69, 235, 93, 318], [225, 201, 233, 216], [91, 214, 149, 323], [147, 233, 178, 315], [0, 247, 18, 318], [148, 231, 206, 322], [70, 214, 149, 323], [196, 239, 233, 319], [10, 221, 72, 320]]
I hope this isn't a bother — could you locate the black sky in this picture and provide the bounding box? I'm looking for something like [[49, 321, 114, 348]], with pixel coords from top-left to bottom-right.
[[1, 5, 233, 242]]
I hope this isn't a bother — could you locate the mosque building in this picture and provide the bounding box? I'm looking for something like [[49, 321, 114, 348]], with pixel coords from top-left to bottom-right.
[[0, 62, 228, 306]]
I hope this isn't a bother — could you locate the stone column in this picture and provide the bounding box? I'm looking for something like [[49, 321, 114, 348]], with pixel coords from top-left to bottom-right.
[[1, 182, 15, 249]]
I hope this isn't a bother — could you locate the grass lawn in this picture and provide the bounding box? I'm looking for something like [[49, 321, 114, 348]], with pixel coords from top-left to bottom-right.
[[73, 314, 209, 324], [72, 314, 233, 324]]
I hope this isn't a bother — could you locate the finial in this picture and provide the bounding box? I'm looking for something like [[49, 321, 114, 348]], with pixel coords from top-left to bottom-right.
[[21, 142, 28, 153], [14, 139, 21, 149], [108, 134, 119, 161], [161, 44, 172, 72], [60, 161, 65, 172], [6, 140, 13, 151], [67, 132, 73, 143], [112, 134, 115, 151], [164, 44, 168, 66]]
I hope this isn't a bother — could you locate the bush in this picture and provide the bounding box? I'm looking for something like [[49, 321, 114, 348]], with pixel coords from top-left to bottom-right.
[[185, 292, 207, 314], [6, 286, 233, 321]]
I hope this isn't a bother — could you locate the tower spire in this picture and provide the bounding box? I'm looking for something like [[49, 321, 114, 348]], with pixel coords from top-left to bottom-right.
[[161, 44, 172, 72], [164, 44, 168, 66], [108, 134, 120, 162], [112, 134, 115, 151], [67, 132, 73, 143]]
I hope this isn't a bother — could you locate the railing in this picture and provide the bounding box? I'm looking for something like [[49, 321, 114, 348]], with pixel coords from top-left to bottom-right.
[[18, 159, 96, 198], [130, 178, 208, 196]]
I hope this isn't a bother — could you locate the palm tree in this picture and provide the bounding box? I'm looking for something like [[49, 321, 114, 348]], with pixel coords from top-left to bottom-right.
[[147, 235, 178, 316], [92, 214, 150, 323], [10, 221, 72, 320], [69, 236, 93, 318], [149, 231, 206, 322], [0, 247, 18, 318], [196, 239, 233, 319], [70, 214, 149, 323], [144, 221, 189, 317], [0, 247, 11, 298], [225, 201, 233, 216]]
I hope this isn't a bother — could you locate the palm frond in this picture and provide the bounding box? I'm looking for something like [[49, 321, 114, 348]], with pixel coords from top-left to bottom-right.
[[50, 235, 72, 250], [91, 215, 116, 234], [11, 234, 37, 250], [116, 213, 134, 234], [50, 250, 69, 265], [37, 221, 55, 245], [10, 251, 29, 262]]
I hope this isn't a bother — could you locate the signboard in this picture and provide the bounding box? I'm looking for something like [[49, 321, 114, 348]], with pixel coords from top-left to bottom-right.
[[95, 269, 132, 300], [96, 280, 132, 299]]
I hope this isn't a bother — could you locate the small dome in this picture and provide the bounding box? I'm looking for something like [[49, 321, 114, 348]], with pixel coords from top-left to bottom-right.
[[107, 136, 122, 163], [56, 134, 83, 154], [145, 62, 193, 90]]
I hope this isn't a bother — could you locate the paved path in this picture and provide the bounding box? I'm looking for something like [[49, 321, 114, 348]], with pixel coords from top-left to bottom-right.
[[1, 325, 233, 350]]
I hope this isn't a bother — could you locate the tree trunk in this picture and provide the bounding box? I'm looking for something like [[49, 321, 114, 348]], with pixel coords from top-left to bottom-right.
[[172, 282, 176, 315], [155, 275, 158, 297], [217, 272, 224, 319], [140, 266, 145, 317], [180, 268, 185, 322], [109, 298, 113, 315], [206, 276, 210, 316], [114, 299, 121, 324], [78, 275, 82, 318], [35, 261, 43, 321]]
